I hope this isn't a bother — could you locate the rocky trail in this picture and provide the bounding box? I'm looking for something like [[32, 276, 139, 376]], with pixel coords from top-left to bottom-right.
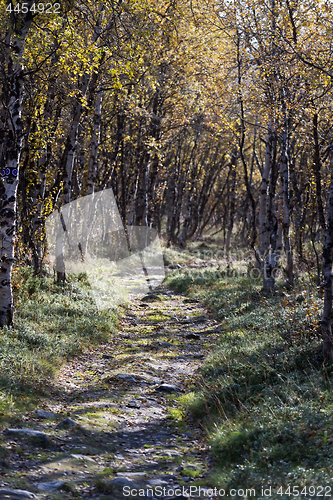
[[0, 286, 222, 500]]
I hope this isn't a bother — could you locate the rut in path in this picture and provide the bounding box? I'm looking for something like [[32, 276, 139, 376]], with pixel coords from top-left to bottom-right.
[[1, 285, 222, 500]]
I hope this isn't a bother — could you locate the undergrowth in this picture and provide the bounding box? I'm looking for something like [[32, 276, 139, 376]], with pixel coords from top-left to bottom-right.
[[0, 266, 118, 421], [166, 261, 333, 498]]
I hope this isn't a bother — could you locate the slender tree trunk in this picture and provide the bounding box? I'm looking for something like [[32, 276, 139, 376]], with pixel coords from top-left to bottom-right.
[[226, 150, 237, 253], [313, 113, 326, 233], [258, 122, 274, 289], [87, 91, 103, 195], [236, 32, 257, 247], [0, 6, 34, 326], [282, 114, 293, 286], [321, 145, 333, 363], [30, 44, 60, 274]]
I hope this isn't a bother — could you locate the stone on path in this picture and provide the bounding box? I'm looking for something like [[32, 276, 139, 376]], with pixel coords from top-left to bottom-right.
[[146, 479, 168, 486], [37, 481, 65, 491], [56, 417, 79, 429], [126, 400, 141, 408], [141, 294, 161, 302], [0, 489, 38, 500], [70, 454, 95, 462], [116, 472, 146, 478], [156, 383, 181, 393], [36, 409, 55, 419], [117, 373, 137, 382], [186, 333, 201, 340], [108, 477, 140, 489], [5, 428, 51, 448], [196, 328, 221, 335]]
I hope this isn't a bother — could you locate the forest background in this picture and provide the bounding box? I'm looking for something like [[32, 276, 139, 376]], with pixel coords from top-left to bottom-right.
[[1, 0, 333, 361]]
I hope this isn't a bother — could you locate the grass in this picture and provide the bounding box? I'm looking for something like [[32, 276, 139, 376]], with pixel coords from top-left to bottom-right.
[[165, 259, 333, 497], [0, 266, 119, 423]]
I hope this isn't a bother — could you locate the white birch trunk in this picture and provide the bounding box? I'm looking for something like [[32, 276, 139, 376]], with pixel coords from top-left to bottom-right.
[[0, 6, 34, 325]]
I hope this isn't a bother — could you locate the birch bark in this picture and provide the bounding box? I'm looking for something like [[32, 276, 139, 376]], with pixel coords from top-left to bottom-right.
[[0, 4, 34, 326]]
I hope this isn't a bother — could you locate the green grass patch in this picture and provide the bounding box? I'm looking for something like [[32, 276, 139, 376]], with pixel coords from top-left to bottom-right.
[[0, 266, 119, 423], [166, 263, 333, 491]]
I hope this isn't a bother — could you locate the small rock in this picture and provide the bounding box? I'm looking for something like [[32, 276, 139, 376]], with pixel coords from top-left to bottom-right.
[[0, 489, 38, 499], [156, 383, 181, 393], [117, 373, 137, 382], [126, 400, 141, 409], [36, 409, 55, 419], [56, 418, 78, 429], [161, 451, 182, 457], [168, 264, 181, 269], [69, 454, 95, 462], [5, 428, 51, 448], [108, 478, 140, 489], [146, 479, 168, 486], [183, 477, 190, 482], [192, 315, 207, 322], [102, 354, 113, 359], [185, 333, 200, 340], [196, 328, 221, 335], [37, 481, 65, 492], [141, 294, 161, 302], [138, 303, 149, 308], [158, 474, 176, 480], [192, 354, 204, 359], [187, 466, 198, 472], [153, 341, 173, 348], [116, 472, 146, 478], [176, 466, 183, 472], [183, 298, 200, 304]]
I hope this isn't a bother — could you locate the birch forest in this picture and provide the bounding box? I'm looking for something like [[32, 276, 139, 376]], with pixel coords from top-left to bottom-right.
[[3, 1, 333, 496], [1, 0, 333, 355]]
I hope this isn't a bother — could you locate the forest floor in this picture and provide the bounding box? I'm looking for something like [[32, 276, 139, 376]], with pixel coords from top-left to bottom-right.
[[1, 241, 333, 500], [0, 282, 221, 500]]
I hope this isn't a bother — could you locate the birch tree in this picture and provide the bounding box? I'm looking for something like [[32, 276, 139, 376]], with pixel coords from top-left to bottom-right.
[[0, 1, 34, 326]]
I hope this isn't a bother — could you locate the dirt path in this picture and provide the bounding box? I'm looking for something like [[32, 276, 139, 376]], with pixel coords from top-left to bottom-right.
[[0, 286, 222, 500]]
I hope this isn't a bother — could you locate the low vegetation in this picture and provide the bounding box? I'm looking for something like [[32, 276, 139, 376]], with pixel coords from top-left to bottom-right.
[[1, 242, 332, 496], [166, 254, 333, 492], [0, 266, 118, 422]]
